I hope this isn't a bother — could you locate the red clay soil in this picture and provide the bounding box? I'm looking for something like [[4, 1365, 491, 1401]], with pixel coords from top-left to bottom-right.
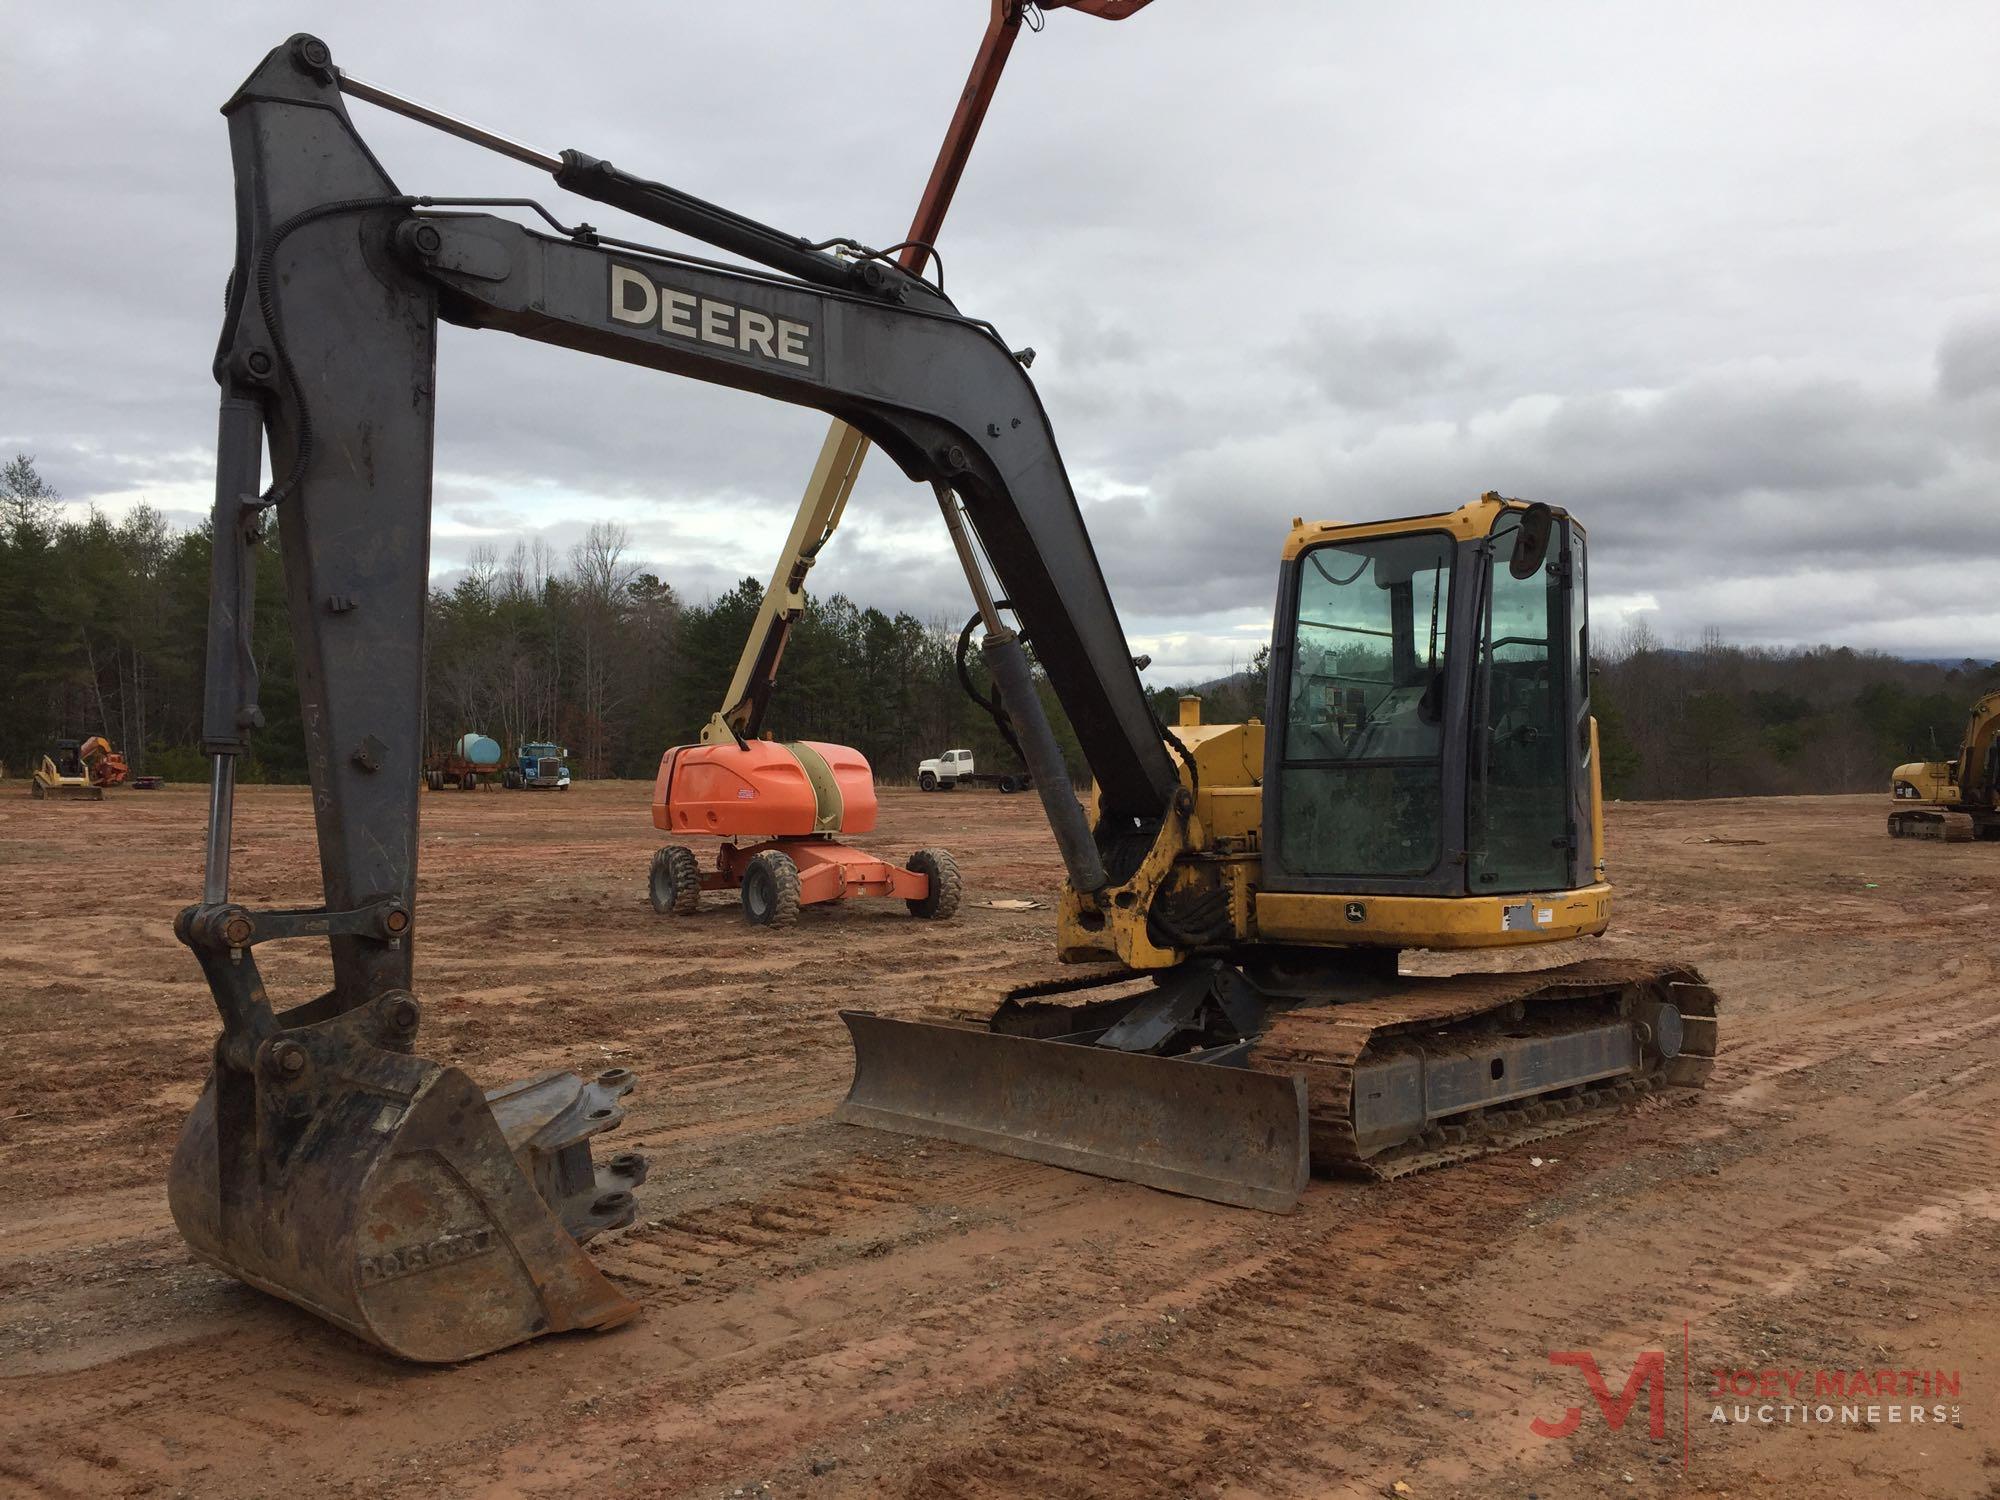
[[0, 783, 1994, 1497]]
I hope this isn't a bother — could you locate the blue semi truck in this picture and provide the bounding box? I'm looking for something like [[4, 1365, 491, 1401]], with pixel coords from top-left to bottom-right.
[[504, 742, 571, 790]]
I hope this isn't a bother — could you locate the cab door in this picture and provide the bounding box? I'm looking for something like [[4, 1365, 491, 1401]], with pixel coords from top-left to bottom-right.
[[1466, 514, 1587, 894]]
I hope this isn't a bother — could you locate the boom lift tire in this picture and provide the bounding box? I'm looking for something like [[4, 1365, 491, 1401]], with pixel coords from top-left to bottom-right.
[[742, 850, 802, 926], [649, 845, 703, 915], [905, 848, 962, 920]]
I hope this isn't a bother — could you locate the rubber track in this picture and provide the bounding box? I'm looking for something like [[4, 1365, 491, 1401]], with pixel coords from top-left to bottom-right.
[[1249, 957, 1718, 1178], [938, 959, 1718, 1181]]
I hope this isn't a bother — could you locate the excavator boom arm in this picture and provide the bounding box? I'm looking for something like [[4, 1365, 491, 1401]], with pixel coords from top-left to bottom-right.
[[208, 37, 1177, 912], [180, 32, 1178, 1361], [1955, 691, 2000, 805]]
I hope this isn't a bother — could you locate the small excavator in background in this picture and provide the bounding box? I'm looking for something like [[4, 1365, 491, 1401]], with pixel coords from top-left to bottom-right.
[[649, 0, 1149, 927], [1889, 690, 2000, 840], [33, 736, 142, 797], [31, 739, 103, 800], [175, 34, 1715, 1364]]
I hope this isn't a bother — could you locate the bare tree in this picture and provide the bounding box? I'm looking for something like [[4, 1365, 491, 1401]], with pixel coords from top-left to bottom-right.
[[568, 522, 638, 777]]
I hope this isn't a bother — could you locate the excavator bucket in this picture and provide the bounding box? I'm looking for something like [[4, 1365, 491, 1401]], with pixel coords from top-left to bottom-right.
[[835, 1011, 1309, 1212], [169, 1006, 646, 1363]]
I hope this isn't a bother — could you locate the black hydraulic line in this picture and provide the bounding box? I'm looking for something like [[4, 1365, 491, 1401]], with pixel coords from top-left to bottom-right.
[[248, 195, 416, 510], [955, 606, 1029, 765], [1156, 710, 1198, 802], [201, 396, 265, 755], [982, 629, 1107, 892]]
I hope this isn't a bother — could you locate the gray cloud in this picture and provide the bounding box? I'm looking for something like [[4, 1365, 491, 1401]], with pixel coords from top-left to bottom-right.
[[1282, 317, 1468, 409], [6, 1, 1999, 679], [1071, 348, 2000, 655], [1937, 318, 2000, 402]]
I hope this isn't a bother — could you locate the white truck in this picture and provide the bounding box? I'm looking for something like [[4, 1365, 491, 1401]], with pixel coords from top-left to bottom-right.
[[915, 747, 1032, 793]]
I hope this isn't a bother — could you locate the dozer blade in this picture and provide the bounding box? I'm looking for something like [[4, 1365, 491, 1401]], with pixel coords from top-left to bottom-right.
[[170, 1022, 646, 1363], [835, 1010, 1309, 1212]]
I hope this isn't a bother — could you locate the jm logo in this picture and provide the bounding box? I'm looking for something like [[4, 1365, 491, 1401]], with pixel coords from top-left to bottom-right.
[[1531, 1350, 1669, 1440]]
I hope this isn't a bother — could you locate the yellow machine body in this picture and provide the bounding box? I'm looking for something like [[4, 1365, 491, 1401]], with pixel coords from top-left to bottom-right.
[[1889, 690, 2000, 841], [30, 744, 104, 801], [1057, 496, 1611, 969], [839, 495, 1716, 1209]]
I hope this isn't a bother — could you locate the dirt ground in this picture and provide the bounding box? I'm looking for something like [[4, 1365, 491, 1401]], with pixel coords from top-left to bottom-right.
[[0, 782, 1994, 1499]]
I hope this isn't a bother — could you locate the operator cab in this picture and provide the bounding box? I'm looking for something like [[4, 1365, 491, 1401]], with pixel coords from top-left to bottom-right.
[[1262, 494, 1592, 899]]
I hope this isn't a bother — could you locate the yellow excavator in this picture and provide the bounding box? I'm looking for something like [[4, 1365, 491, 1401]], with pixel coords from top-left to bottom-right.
[[1889, 691, 2000, 841], [175, 37, 1716, 1362], [30, 740, 104, 800], [837, 494, 1716, 1207]]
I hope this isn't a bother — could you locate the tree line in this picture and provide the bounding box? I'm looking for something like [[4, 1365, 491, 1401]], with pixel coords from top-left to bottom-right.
[[3, 452, 1992, 797], [0, 455, 1055, 784], [423, 521, 1059, 782], [1587, 622, 1999, 800]]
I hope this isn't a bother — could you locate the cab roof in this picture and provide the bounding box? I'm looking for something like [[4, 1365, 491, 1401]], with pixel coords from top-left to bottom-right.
[[1280, 492, 1576, 561]]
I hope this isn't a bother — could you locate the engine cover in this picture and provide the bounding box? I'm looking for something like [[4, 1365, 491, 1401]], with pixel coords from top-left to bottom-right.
[[653, 739, 877, 838]]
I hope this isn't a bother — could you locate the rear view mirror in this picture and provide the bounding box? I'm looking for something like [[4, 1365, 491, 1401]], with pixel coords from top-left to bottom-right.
[[1510, 503, 1554, 579]]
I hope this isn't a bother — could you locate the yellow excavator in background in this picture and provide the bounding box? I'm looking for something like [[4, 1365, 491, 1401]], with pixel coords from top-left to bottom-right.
[[1889, 691, 2000, 841], [30, 740, 104, 800]]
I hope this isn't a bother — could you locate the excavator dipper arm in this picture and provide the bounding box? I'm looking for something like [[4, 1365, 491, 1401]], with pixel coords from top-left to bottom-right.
[[177, 34, 1176, 1359]]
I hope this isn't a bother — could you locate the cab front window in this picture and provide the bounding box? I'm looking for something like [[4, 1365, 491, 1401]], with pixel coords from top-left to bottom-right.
[[1278, 531, 1452, 878]]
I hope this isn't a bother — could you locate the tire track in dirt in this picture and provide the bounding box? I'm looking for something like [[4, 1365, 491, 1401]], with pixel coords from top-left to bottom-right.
[[1391, 1037, 2000, 1495], [876, 1158, 1561, 1500], [5, 787, 1997, 1498], [872, 959, 2000, 1500]]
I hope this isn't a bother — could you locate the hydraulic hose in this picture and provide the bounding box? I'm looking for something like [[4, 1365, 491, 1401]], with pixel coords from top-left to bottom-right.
[[981, 627, 1108, 893]]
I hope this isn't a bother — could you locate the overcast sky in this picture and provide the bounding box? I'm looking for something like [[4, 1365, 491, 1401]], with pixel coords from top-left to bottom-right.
[[6, 2, 1998, 680]]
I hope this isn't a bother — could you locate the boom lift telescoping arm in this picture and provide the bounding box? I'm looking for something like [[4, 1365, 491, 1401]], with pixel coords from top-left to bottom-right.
[[178, 34, 1177, 1359], [704, 0, 1155, 749]]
